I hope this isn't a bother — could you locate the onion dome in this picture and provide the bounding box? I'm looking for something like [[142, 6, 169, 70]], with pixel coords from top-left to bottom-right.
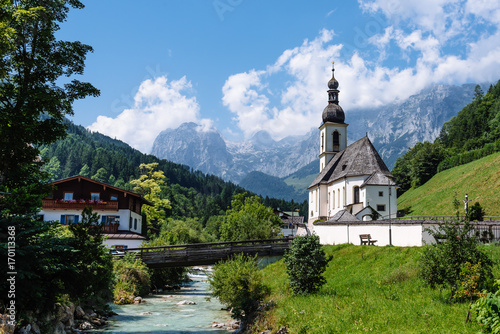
[[322, 103, 345, 123], [322, 61, 345, 124]]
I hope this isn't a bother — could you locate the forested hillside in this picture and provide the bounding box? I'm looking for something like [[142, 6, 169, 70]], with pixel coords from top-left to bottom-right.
[[40, 122, 306, 223], [392, 81, 500, 195]]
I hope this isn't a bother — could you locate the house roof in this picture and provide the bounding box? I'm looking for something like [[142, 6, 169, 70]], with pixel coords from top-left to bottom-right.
[[49, 175, 153, 205], [309, 136, 393, 188], [104, 231, 147, 240]]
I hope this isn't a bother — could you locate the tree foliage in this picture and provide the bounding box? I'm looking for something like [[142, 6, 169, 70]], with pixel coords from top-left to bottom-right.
[[130, 163, 172, 229], [219, 193, 282, 241], [209, 254, 268, 323], [0, 0, 99, 189], [284, 234, 329, 295]]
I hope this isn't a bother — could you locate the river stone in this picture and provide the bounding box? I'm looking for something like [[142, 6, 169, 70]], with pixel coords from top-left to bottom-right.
[[79, 321, 94, 330], [75, 306, 85, 319], [53, 321, 66, 334], [176, 300, 196, 305]]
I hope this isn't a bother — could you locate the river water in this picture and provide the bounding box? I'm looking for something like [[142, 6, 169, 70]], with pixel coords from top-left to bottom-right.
[[94, 270, 233, 334]]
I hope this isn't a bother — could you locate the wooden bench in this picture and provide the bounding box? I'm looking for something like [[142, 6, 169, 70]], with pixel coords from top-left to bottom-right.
[[359, 234, 377, 245]]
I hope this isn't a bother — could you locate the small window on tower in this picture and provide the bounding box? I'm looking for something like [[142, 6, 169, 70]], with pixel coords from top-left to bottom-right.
[[332, 131, 340, 151], [379, 191, 383, 197], [377, 205, 386, 212]]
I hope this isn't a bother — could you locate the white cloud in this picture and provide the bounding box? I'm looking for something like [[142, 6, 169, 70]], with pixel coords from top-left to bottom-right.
[[221, 0, 500, 141], [88, 76, 207, 153]]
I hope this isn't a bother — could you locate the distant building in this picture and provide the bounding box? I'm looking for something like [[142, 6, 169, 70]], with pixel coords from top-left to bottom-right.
[[39, 175, 149, 250], [307, 63, 397, 229], [275, 209, 304, 237]]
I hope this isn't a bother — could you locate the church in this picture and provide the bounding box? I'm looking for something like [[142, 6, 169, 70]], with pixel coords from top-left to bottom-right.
[[307, 63, 397, 227]]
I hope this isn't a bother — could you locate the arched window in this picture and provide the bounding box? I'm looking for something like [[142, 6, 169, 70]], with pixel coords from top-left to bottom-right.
[[332, 191, 335, 209], [332, 131, 340, 151], [353, 186, 360, 204], [321, 132, 324, 151]]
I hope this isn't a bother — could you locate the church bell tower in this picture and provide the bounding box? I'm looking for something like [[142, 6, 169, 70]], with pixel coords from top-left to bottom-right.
[[319, 62, 348, 171]]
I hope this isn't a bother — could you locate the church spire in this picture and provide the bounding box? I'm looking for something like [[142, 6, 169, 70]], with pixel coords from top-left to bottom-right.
[[322, 61, 345, 124], [328, 61, 339, 104]]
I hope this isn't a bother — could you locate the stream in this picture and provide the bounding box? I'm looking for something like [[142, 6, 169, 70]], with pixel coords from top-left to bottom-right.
[[94, 269, 233, 334]]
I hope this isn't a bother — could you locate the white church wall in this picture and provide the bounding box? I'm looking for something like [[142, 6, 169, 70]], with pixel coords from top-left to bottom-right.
[[313, 222, 424, 246], [365, 185, 397, 219]]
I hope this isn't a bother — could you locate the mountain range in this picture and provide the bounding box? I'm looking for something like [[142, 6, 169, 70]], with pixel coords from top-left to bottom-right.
[[151, 83, 486, 201]]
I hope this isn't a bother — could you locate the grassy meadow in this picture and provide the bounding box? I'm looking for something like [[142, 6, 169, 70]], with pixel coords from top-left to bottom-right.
[[398, 152, 500, 217], [250, 244, 500, 333]]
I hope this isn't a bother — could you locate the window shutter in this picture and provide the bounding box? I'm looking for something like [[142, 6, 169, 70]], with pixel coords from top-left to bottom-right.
[[101, 216, 106, 224], [74, 215, 79, 224], [60, 215, 66, 224]]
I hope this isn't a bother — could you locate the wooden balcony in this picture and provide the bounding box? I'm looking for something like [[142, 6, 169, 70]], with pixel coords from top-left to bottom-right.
[[42, 199, 119, 211], [102, 223, 119, 233]]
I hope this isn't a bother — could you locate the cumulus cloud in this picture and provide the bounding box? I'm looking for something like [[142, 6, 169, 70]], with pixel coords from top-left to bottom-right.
[[88, 76, 210, 153], [222, 1, 500, 140]]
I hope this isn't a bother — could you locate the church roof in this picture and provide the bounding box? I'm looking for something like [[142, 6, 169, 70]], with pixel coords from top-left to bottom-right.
[[328, 209, 359, 222], [361, 172, 397, 187], [309, 136, 393, 188]]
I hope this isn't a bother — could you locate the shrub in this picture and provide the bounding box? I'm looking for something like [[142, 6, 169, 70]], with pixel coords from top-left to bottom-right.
[[284, 234, 329, 295], [208, 254, 268, 323], [113, 253, 151, 303], [468, 202, 486, 221], [419, 219, 493, 299], [472, 280, 500, 333]]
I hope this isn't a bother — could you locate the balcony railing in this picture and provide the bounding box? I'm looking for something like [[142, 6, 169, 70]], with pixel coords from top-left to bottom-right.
[[42, 199, 119, 211], [103, 223, 119, 233]]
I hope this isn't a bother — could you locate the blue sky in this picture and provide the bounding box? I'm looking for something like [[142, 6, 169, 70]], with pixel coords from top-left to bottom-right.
[[59, 0, 500, 153]]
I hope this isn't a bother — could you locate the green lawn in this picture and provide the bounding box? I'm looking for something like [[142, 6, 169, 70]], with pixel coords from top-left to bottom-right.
[[251, 244, 500, 333], [398, 152, 500, 217]]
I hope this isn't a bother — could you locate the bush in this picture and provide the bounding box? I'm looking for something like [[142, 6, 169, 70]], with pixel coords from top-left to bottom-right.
[[468, 202, 486, 221], [419, 219, 493, 299], [284, 234, 330, 295], [472, 280, 500, 333], [208, 254, 268, 323], [113, 253, 151, 303]]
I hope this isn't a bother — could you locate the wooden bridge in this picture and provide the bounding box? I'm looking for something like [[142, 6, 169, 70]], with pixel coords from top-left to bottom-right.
[[113, 238, 293, 268]]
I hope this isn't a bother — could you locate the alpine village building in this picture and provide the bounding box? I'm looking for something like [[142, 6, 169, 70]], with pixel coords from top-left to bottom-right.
[[307, 63, 397, 230], [39, 175, 149, 250]]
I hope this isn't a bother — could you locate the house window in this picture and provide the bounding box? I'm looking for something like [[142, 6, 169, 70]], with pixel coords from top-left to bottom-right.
[[377, 205, 386, 212], [106, 216, 116, 224], [134, 218, 138, 230], [61, 214, 79, 224], [379, 191, 383, 197], [110, 194, 118, 201], [353, 186, 360, 204], [64, 192, 73, 201], [129, 217, 133, 229], [91, 192, 100, 201]]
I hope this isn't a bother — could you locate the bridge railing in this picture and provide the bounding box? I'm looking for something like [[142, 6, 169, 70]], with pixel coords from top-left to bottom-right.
[[113, 237, 293, 260]]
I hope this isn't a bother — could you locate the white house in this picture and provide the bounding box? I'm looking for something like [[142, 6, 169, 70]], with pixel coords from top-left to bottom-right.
[[307, 63, 397, 230], [39, 175, 149, 250]]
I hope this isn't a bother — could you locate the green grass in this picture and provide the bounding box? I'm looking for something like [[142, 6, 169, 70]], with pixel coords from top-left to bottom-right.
[[398, 152, 500, 216], [251, 244, 500, 333]]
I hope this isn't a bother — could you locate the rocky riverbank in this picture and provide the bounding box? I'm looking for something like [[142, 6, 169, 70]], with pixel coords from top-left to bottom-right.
[[1, 302, 115, 334]]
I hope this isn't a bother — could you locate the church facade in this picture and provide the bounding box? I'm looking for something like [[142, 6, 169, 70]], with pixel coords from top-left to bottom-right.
[[308, 63, 397, 226]]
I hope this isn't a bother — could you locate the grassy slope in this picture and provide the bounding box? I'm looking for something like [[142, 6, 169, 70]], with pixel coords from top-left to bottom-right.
[[252, 244, 500, 333], [398, 152, 500, 216]]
